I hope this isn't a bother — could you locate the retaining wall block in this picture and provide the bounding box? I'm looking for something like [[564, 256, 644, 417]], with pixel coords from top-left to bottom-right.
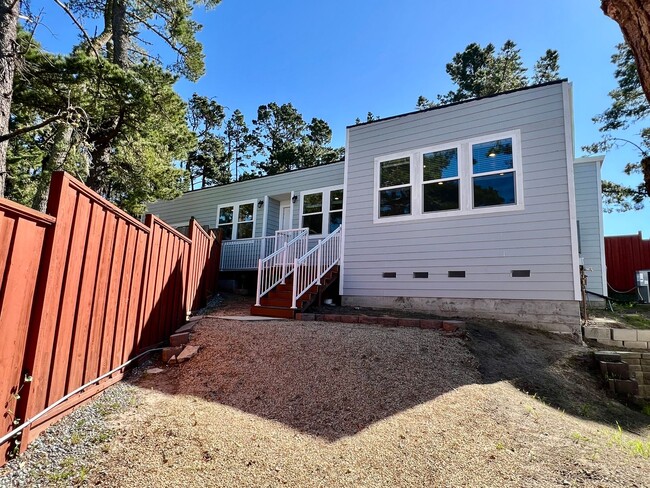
[[623, 341, 649, 350], [637, 330, 650, 342], [601, 361, 630, 380], [596, 339, 623, 347], [595, 351, 621, 362], [584, 327, 612, 340], [612, 329, 638, 342], [612, 379, 639, 395]]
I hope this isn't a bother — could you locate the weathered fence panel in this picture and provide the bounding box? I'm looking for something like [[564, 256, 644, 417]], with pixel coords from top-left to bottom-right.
[[0, 201, 55, 460], [604, 232, 650, 293], [0, 171, 221, 462]]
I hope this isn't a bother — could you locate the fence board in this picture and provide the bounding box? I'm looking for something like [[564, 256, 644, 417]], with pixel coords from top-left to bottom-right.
[[0, 202, 53, 460], [0, 171, 221, 463]]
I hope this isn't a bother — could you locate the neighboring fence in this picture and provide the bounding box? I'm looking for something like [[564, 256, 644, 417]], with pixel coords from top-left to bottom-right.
[[0, 172, 221, 462], [604, 232, 650, 293]]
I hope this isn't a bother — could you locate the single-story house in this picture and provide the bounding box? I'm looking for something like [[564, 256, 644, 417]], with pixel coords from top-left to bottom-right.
[[147, 80, 606, 335]]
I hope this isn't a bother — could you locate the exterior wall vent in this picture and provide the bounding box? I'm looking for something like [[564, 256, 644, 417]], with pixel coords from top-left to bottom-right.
[[413, 272, 429, 279], [448, 271, 465, 278], [511, 270, 531, 277], [382, 272, 397, 278]]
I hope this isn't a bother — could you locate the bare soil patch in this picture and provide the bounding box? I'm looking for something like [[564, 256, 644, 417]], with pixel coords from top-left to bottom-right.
[[85, 295, 649, 487]]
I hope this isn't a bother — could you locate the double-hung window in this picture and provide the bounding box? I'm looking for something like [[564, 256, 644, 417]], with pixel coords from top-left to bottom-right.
[[217, 200, 256, 239], [301, 186, 344, 235], [375, 130, 522, 222], [378, 157, 412, 217]]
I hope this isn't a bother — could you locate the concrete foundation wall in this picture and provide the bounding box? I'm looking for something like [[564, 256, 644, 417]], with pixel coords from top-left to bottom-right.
[[341, 295, 581, 336]]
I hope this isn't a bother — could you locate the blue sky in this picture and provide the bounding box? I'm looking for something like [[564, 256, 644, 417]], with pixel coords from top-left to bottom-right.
[[30, 0, 648, 236]]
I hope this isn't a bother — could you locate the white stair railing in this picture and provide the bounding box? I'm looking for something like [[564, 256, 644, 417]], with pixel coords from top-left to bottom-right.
[[274, 228, 309, 251], [255, 228, 309, 306], [291, 227, 342, 309]]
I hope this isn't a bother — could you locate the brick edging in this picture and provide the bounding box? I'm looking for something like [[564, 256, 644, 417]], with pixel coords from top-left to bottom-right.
[[295, 313, 465, 333]]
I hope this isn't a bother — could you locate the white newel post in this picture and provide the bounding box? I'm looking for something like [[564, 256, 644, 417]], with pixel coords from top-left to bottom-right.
[[255, 258, 262, 306], [291, 258, 299, 309], [316, 239, 322, 285], [281, 243, 288, 284]]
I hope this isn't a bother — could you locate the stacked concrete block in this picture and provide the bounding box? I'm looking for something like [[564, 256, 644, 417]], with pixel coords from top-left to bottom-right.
[[584, 327, 650, 350], [595, 351, 650, 400]]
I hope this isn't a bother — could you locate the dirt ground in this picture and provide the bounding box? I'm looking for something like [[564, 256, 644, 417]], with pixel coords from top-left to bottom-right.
[[81, 294, 650, 488]]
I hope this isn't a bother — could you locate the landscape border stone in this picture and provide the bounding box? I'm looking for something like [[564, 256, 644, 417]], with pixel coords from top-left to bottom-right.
[[295, 312, 465, 333]]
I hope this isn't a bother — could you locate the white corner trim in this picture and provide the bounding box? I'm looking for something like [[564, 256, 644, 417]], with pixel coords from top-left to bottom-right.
[[563, 82, 582, 301], [289, 191, 295, 230], [340, 128, 350, 296], [596, 160, 608, 296]]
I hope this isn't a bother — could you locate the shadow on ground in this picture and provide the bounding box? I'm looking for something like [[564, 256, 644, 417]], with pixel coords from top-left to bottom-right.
[[465, 321, 649, 435], [133, 295, 649, 441], [135, 317, 480, 441]]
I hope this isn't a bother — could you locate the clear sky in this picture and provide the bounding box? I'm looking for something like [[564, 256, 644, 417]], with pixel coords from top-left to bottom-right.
[[28, 0, 648, 236]]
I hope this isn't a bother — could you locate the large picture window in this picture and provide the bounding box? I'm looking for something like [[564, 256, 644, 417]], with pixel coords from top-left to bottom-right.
[[301, 186, 344, 235], [374, 131, 523, 222], [217, 200, 256, 240]]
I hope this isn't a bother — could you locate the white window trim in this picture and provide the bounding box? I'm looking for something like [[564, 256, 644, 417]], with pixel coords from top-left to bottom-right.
[[373, 130, 524, 224], [299, 185, 344, 237], [216, 199, 258, 240]]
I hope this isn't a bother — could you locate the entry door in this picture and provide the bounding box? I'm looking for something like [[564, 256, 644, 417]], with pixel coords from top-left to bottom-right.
[[280, 205, 291, 230]]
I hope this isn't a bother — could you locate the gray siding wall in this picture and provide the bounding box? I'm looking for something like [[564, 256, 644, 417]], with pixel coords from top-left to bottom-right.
[[147, 162, 344, 237], [266, 198, 280, 236], [574, 159, 606, 297], [343, 82, 578, 301]]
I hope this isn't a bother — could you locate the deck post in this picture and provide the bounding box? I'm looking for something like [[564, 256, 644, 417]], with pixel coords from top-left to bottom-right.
[[316, 239, 322, 285], [291, 258, 298, 309], [255, 258, 262, 306]]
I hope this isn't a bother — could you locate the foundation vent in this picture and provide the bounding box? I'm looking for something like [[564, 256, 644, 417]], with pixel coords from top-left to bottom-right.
[[448, 271, 466, 278], [413, 272, 429, 279], [382, 272, 397, 278], [511, 270, 531, 278]]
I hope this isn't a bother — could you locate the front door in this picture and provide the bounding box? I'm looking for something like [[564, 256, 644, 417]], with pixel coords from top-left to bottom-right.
[[280, 204, 291, 230]]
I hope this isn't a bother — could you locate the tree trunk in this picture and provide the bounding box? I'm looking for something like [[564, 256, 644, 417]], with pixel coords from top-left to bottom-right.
[[602, 0, 650, 104], [32, 123, 73, 212], [0, 0, 20, 199], [112, 0, 129, 68]]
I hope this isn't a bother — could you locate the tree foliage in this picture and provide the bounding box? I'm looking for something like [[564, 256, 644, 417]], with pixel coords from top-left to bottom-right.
[[7, 31, 192, 214], [417, 40, 561, 109], [251, 102, 342, 175], [584, 43, 650, 212]]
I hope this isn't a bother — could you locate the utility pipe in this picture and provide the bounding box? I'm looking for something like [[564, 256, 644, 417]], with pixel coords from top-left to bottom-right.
[[0, 347, 164, 448]]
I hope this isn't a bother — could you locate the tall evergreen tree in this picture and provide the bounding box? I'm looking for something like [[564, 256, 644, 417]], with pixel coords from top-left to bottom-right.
[[223, 109, 251, 181], [584, 42, 650, 212], [416, 41, 561, 109]]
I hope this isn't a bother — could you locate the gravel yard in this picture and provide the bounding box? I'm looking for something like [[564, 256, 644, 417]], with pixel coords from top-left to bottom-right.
[[2, 294, 649, 487]]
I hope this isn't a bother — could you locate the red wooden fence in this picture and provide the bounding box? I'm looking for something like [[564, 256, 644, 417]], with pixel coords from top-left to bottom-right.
[[604, 232, 650, 293], [0, 172, 222, 462]]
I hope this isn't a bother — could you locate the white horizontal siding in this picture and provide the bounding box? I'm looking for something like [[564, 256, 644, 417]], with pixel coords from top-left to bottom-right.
[[342, 82, 578, 301]]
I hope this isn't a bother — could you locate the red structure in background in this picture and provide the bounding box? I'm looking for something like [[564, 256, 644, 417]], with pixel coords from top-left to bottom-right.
[[604, 232, 650, 293]]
